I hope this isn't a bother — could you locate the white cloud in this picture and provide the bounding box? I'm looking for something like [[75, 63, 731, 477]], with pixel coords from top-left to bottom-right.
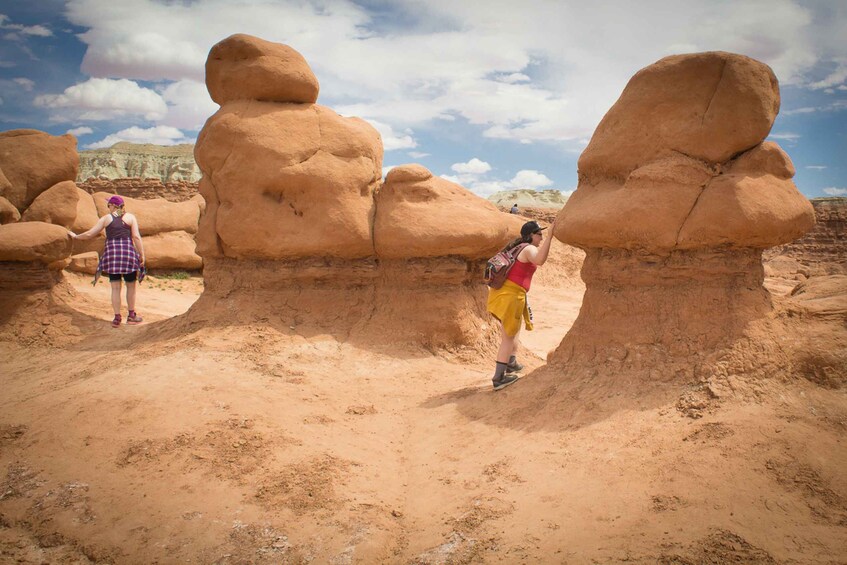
[[13, 77, 34, 91], [362, 118, 416, 151], [809, 60, 847, 90], [34, 78, 167, 122], [382, 165, 395, 178], [66, 126, 94, 136], [451, 158, 491, 175], [408, 151, 430, 159], [511, 169, 553, 188], [823, 187, 847, 196], [498, 73, 530, 84], [768, 132, 801, 141], [158, 79, 219, 131], [85, 125, 193, 149], [0, 14, 52, 38], [805, 165, 827, 170]]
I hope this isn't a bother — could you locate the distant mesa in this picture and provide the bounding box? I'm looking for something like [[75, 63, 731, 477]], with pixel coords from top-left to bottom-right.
[[77, 142, 201, 184], [488, 189, 569, 210]]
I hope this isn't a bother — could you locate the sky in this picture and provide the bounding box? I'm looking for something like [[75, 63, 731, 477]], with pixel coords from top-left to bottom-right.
[[0, 0, 845, 199]]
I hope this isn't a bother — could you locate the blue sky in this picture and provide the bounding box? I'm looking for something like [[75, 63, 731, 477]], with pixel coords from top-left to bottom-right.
[[0, 0, 845, 199]]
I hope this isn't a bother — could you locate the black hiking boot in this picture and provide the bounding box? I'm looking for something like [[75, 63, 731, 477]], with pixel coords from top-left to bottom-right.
[[492, 373, 519, 391]]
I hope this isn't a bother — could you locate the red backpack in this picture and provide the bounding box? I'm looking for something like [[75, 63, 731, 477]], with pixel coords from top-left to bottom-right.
[[484, 243, 528, 289]]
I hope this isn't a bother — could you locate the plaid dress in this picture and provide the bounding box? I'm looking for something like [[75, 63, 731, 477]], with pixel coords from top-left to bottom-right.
[[98, 215, 142, 274]]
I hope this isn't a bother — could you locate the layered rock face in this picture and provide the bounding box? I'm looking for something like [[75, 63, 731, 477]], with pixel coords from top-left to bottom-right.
[[77, 143, 201, 183], [194, 35, 516, 346], [765, 197, 846, 277], [552, 52, 815, 373], [488, 189, 569, 210], [77, 177, 199, 203]]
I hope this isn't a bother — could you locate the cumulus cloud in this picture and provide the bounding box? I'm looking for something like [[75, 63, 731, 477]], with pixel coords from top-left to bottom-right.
[[451, 158, 491, 175], [510, 169, 553, 189], [440, 166, 556, 197], [0, 14, 52, 38], [158, 79, 219, 131], [363, 118, 417, 151], [57, 0, 847, 149], [84, 125, 193, 149], [66, 126, 94, 136], [34, 78, 167, 122], [823, 187, 847, 196]]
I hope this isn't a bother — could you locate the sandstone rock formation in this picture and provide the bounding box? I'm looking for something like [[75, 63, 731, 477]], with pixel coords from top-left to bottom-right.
[[77, 143, 201, 183], [551, 52, 815, 376], [0, 129, 78, 211], [0, 222, 72, 290], [0, 196, 20, 224], [192, 34, 516, 347], [78, 177, 199, 202], [765, 197, 847, 278], [20, 180, 80, 228], [488, 189, 569, 210]]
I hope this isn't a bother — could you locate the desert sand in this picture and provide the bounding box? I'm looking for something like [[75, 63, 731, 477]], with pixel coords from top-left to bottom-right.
[[1, 249, 846, 564]]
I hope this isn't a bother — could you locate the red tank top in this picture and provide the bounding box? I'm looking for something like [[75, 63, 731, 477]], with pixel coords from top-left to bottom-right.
[[507, 259, 537, 291]]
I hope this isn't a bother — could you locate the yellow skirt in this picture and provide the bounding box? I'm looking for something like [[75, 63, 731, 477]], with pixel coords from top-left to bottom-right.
[[487, 279, 533, 337]]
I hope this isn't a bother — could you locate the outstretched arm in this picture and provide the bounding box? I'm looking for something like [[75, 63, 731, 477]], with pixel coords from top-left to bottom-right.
[[69, 215, 109, 240]]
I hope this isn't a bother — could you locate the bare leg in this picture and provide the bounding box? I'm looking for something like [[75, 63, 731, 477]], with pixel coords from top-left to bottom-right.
[[512, 325, 521, 358], [126, 280, 137, 311], [496, 320, 516, 364], [110, 280, 122, 316]]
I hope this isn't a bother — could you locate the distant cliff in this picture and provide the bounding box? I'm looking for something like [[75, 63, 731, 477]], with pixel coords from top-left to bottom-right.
[[765, 197, 846, 277], [487, 189, 569, 209], [77, 142, 201, 183]]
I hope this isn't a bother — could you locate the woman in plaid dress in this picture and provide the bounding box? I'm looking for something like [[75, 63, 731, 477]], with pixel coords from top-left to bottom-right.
[[69, 195, 146, 328]]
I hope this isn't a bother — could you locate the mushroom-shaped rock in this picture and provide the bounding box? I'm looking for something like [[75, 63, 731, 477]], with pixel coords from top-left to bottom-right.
[[375, 164, 513, 259], [195, 102, 382, 260], [206, 34, 319, 105], [0, 222, 72, 263], [0, 130, 78, 211], [548, 51, 816, 375], [0, 196, 20, 224], [92, 192, 202, 235], [21, 180, 80, 227]]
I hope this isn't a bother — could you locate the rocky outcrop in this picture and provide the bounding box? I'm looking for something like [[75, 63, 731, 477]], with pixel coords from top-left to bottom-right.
[[20, 180, 80, 228], [765, 197, 846, 278], [550, 52, 815, 376], [77, 143, 201, 183], [77, 178, 199, 202], [192, 34, 516, 347], [488, 189, 569, 210], [0, 196, 20, 224], [0, 129, 79, 211], [0, 222, 72, 290]]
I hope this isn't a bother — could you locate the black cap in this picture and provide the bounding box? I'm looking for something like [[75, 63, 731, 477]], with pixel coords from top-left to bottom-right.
[[520, 221, 547, 238]]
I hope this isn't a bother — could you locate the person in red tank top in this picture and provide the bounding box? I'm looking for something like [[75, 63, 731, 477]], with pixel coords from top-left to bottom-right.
[[486, 219, 557, 390]]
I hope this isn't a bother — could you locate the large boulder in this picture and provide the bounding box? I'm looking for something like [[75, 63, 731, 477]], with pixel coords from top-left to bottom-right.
[[144, 231, 203, 270], [195, 102, 382, 260], [205, 33, 319, 105], [0, 130, 79, 211], [376, 164, 516, 259], [72, 188, 100, 233], [20, 180, 80, 228], [0, 222, 72, 264]]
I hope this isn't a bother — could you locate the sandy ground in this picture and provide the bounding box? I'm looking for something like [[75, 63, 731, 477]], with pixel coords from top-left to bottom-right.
[[1, 272, 846, 564]]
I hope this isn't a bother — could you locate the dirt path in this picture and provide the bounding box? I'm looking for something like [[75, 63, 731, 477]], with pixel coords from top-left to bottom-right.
[[1, 274, 846, 564]]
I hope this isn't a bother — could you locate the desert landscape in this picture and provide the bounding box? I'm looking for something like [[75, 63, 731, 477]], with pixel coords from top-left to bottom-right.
[[1, 34, 846, 565]]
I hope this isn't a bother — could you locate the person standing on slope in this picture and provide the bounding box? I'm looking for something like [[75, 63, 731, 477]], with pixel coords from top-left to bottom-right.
[[69, 195, 146, 328], [486, 219, 556, 390]]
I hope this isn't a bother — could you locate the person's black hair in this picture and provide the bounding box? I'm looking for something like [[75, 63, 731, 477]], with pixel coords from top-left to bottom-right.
[[503, 233, 533, 252]]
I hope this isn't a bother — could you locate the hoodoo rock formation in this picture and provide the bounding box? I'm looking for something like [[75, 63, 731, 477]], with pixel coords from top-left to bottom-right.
[[0, 129, 79, 212], [552, 52, 815, 376], [192, 34, 516, 347]]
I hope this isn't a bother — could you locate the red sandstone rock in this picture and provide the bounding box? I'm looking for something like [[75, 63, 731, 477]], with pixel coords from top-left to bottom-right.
[[92, 191, 202, 235], [68, 251, 100, 275], [144, 231, 202, 270], [206, 34, 319, 105], [195, 102, 382, 260], [0, 222, 72, 264], [0, 129, 79, 211], [0, 196, 20, 224], [375, 164, 517, 259], [72, 188, 99, 233], [20, 180, 80, 228]]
